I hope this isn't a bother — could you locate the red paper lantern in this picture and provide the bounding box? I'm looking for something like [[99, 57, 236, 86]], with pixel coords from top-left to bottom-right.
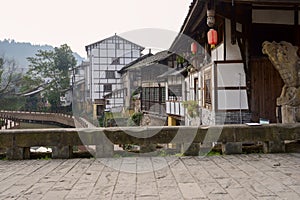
[[191, 42, 197, 55], [207, 29, 218, 48]]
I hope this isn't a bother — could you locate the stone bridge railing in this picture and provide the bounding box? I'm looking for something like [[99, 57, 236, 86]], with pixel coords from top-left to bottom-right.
[[0, 110, 75, 127], [0, 124, 299, 159]]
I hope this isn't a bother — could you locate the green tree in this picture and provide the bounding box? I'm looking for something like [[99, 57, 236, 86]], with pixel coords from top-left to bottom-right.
[[47, 90, 61, 111], [26, 44, 76, 111]]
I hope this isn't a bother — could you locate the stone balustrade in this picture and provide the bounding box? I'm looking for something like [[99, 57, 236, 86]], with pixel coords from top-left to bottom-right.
[[0, 124, 299, 159]]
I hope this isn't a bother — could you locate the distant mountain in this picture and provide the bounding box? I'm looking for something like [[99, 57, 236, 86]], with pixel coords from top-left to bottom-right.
[[0, 39, 85, 73]]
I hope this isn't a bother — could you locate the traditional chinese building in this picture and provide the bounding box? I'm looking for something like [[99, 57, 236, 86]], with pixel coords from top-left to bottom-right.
[[172, 0, 300, 125], [84, 34, 144, 117]]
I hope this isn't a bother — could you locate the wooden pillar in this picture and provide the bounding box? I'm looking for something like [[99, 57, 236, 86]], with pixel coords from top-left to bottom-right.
[[159, 85, 162, 115], [294, 6, 300, 46], [244, 5, 252, 118], [5, 118, 8, 129], [168, 116, 176, 126], [231, 3, 236, 45]]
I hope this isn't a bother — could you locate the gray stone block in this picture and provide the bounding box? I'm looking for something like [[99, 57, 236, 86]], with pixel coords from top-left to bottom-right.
[[263, 141, 285, 153], [184, 143, 200, 156], [222, 142, 243, 154], [6, 147, 25, 160], [52, 145, 73, 159]]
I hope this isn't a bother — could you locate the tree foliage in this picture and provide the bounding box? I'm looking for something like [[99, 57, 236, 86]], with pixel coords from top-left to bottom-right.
[[127, 112, 143, 126], [182, 100, 199, 118], [25, 44, 76, 111]]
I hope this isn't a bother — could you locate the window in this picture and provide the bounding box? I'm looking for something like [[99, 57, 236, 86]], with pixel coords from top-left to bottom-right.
[[154, 88, 159, 102], [106, 70, 115, 79], [103, 84, 112, 92], [194, 78, 199, 101], [111, 57, 120, 65], [96, 105, 104, 116], [204, 70, 212, 108], [144, 88, 149, 100]]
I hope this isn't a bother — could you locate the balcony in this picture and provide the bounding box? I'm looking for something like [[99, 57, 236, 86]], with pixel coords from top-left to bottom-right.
[[166, 100, 185, 117]]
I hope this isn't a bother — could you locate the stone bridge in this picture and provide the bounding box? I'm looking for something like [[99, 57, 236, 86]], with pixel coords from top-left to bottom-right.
[[0, 110, 75, 127]]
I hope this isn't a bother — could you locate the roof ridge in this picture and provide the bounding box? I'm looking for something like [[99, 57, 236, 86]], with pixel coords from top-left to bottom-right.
[[85, 34, 145, 50]]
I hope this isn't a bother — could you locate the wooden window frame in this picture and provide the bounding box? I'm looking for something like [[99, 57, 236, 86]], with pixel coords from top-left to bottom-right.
[[105, 70, 115, 79], [203, 70, 212, 109]]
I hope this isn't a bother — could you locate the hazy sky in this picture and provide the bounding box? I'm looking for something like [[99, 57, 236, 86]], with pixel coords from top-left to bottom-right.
[[0, 0, 191, 57]]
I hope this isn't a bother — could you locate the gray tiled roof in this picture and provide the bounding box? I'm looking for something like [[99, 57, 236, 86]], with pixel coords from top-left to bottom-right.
[[119, 53, 153, 73], [125, 50, 173, 71]]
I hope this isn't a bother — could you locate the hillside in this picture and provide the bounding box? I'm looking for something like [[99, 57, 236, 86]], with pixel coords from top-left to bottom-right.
[[0, 39, 84, 72]]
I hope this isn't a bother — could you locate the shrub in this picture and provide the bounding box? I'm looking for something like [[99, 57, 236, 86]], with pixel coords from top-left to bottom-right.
[[182, 100, 199, 118], [127, 112, 143, 126]]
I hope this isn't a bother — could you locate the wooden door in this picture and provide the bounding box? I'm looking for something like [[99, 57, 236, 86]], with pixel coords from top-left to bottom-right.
[[250, 58, 284, 123]]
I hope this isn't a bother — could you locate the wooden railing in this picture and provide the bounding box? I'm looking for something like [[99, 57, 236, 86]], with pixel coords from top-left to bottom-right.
[[166, 101, 185, 117], [0, 124, 299, 159], [0, 110, 75, 127]]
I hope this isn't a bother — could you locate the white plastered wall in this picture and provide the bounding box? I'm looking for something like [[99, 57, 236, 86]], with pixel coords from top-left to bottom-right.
[[217, 63, 248, 110], [225, 19, 243, 60], [211, 18, 243, 61]]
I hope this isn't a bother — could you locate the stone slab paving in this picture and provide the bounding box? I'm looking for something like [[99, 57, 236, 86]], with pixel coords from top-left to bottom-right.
[[0, 153, 299, 200]]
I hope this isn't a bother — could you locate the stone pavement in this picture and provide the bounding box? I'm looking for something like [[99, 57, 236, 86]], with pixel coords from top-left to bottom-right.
[[0, 154, 299, 200]]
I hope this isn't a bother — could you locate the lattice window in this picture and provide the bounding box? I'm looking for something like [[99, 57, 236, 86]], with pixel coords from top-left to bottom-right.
[[204, 70, 212, 109], [106, 70, 115, 79], [103, 84, 112, 92]]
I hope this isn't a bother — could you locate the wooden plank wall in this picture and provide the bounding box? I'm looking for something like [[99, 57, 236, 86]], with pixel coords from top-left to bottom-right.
[[250, 58, 284, 123]]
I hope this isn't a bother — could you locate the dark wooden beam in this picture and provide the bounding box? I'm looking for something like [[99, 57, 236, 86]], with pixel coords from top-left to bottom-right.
[[190, 3, 208, 33], [295, 6, 300, 46], [216, 3, 250, 24], [221, 0, 300, 5], [236, 32, 245, 62], [252, 5, 298, 10], [231, 3, 237, 45]]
